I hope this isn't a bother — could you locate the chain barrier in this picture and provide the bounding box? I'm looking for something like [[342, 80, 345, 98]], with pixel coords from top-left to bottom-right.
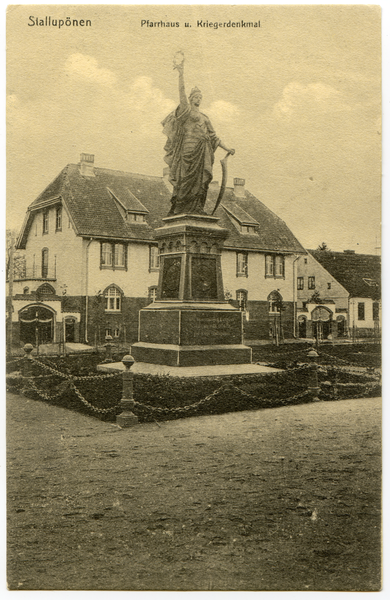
[[319, 350, 354, 365], [14, 351, 381, 421], [28, 357, 71, 379], [21, 374, 119, 414], [73, 372, 121, 382], [36, 355, 62, 370], [228, 384, 312, 406], [321, 380, 380, 390], [317, 363, 380, 380], [29, 356, 120, 381], [17, 357, 121, 414], [24, 379, 73, 402], [320, 349, 380, 369], [257, 364, 311, 377], [70, 383, 118, 414], [132, 383, 312, 419], [6, 358, 24, 369]]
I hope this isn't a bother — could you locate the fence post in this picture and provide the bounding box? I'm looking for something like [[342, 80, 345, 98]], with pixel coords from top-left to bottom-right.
[[22, 343, 34, 378], [116, 354, 138, 428], [307, 348, 320, 402], [104, 334, 113, 363]]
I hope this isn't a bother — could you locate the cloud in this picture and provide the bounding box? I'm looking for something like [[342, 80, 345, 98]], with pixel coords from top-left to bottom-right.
[[64, 53, 117, 87], [273, 81, 351, 119], [207, 100, 240, 123], [125, 76, 175, 117]]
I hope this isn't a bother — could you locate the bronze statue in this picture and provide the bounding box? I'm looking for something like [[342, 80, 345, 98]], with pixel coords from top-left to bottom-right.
[[162, 51, 235, 216]]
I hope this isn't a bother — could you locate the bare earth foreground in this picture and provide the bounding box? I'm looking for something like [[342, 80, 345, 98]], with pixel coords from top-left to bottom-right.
[[7, 392, 381, 591]]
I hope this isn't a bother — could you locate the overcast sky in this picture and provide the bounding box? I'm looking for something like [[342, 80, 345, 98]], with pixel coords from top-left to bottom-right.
[[6, 4, 381, 254]]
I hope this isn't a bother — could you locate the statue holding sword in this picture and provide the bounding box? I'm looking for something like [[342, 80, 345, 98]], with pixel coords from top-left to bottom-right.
[[162, 51, 235, 216]]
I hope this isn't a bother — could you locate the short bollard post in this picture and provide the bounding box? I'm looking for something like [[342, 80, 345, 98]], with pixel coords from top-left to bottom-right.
[[116, 354, 139, 428], [23, 343, 34, 378], [307, 348, 321, 402], [104, 334, 113, 363]]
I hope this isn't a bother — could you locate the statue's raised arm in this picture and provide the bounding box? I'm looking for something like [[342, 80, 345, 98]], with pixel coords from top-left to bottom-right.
[[173, 51, 188, 112], [162, 51, 235, 216]]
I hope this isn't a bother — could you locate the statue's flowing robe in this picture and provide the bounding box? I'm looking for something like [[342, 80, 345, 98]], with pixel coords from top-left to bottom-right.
[[162, 105, 220, 215]]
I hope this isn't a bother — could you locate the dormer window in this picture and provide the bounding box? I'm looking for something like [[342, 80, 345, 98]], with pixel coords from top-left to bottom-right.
[[127, 212, 147, 223], [241, 225, 256, 234]]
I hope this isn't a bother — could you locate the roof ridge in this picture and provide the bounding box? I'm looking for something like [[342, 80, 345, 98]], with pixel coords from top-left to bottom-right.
[[309, 249, 380, 259], [69, 163, 163, 181]]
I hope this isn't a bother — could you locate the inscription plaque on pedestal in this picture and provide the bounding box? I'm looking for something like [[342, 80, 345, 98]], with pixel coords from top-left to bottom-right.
[[191, 256, 218, 300], [161, 257, 181, 299]]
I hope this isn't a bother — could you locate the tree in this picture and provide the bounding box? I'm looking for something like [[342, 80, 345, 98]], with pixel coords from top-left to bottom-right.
[[316, 242, 331, 252], [6, 229, 26, 279], [309, 291, 324, 304]]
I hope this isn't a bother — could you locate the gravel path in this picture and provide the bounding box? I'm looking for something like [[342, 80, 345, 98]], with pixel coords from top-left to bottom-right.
[[7, 392, 381, 591]]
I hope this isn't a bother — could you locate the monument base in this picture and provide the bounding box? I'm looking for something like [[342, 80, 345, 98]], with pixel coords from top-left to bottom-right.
[[131, 342, 252, 367], [131, 301, 252, 367]]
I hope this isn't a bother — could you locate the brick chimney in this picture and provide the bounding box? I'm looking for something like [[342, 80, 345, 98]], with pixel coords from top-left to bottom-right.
[[79, 153, 95, 177], [233, 177, 245, 198]]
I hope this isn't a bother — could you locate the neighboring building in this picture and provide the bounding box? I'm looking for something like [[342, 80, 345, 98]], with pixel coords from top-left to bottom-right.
[[10, 153, 305, 348], [296, 249, 381, 340]]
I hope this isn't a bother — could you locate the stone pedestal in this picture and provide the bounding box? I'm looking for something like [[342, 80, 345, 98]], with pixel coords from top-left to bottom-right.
[[116, 354, 139, 428], [131, 214, 252, 367]]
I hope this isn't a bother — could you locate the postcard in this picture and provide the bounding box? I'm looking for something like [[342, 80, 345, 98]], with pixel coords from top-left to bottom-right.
[[6, 4, 382, 593]]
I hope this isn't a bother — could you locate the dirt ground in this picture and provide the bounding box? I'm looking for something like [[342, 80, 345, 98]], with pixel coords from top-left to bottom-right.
[[7, 392, 381, 591]]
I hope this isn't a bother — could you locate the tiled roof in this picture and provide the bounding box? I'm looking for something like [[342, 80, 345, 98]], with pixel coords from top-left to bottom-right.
[[221, 201, 259, 226], [19, 162, 306, 254], [309, 250, 381, 299], [107, 187, 149, 214]]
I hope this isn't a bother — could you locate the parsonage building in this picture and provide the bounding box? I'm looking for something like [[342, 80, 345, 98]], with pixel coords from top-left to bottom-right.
[[10, 153, 307, 348]]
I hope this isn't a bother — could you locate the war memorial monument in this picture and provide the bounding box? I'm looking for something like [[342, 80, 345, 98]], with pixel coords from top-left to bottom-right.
[[131, 52, 252, 368]]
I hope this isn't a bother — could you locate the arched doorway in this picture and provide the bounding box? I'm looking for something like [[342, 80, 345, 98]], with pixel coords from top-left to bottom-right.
[[19, 305, 55, 345], [311, 306, 333, 341]]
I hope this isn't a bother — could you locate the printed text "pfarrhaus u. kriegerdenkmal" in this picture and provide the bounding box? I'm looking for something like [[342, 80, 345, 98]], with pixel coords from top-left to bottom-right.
[[28, 16, 92, 27], [140, 20, 261, 29]]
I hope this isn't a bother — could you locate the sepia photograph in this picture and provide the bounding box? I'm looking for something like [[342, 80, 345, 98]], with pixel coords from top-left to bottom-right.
[[5, 3, 382, 592]]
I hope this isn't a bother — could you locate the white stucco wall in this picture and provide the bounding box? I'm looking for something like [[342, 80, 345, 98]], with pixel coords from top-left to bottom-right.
[[85, 239, 159, 298], [16, 206, 84, 296], [296, 253, 348, 309], [221, 250, 296, 302], [349, 297, 381, 329]]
